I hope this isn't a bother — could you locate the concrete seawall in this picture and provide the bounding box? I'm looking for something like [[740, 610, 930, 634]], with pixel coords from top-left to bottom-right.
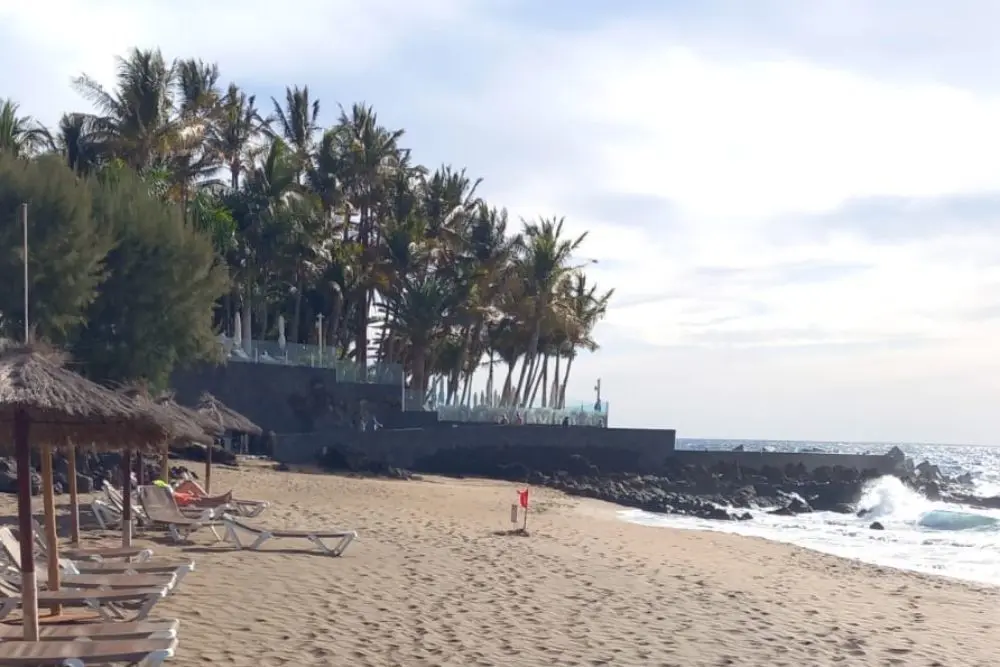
[[672, 450, 899, 475], [273, 425, 897, 477], [274, 425, 678, 474]]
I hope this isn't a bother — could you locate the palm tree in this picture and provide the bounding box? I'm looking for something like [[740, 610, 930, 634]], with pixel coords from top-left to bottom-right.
[[209, 84, 268, 190], [511, 216, 587, 406], [0, 99, 49, 157], [332, 103, 406, 370], [73, 47, 180, 172], [557, 273, 613, 408], [270, 85, 320, 180], [384, 274, 455, 400], [49, 113, 101, 175]]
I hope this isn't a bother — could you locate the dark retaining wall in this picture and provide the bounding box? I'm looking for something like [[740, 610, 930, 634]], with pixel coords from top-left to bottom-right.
[[273, 426, 896, 478], [672, 450, 898, 475], [171, 363, 401, 434], [274, 425, 678, 474]]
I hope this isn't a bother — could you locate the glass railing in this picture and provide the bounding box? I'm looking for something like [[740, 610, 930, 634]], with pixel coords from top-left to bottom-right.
[[435, 403, 609, 427], [222, 337, 403, 385]]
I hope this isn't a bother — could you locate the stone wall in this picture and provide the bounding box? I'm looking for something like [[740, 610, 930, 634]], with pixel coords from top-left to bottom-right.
[[672, 450, 898, 475], [274, 425, 678, 474], [171, 362, 402, 434], [273, 424, 897, 479]]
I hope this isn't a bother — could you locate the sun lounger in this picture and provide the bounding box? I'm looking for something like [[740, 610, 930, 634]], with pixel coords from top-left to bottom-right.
[[0, 637, 176, 666], [137, 486, 223, 543], [90, 497, 125, 531], [104, 486, 153, 526], [0, 578, 168, 622], [175, 479, 269, 517], [31, 519, 155, 565], [221, 515, 357, 556], [0, 529, 178, 593], [0, 618, 178, 641]]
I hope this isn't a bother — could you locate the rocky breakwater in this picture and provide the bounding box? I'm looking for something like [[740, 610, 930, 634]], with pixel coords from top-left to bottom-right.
[[878, 447, 1000, 511], [310, 438, 1000, 522], [543, 446, 1000, 523], [0, 443, 238, 497], [528, 457, 874, 521]]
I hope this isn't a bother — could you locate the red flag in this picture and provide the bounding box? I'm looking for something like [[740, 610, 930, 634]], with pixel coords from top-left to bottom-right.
[[518, 488, 529, 509]]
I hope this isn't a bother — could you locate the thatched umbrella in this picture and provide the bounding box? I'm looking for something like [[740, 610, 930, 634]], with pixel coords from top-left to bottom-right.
[[196, 392, 261, 435], [0, 345, 167, 640], [196, 393, 262, 492], [153, 392, 223, 483], [116, 387, 216, 546]]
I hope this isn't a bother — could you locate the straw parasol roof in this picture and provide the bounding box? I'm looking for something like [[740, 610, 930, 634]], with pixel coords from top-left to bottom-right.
[[154, 392, 224, 440], [118, 385, 215, 446], [0, 345, 168, 451], [197, 392, 262, 436]]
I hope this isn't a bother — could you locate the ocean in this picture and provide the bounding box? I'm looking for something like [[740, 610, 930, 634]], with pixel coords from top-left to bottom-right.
[[619, 439, 1000, 586]]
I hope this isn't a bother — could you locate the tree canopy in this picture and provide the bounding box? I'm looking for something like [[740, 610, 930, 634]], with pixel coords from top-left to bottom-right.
[[1, 47, 614, 409]]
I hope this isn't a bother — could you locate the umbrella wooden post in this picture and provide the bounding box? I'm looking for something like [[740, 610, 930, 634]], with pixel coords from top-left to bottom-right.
[[121, 448, 133, 548], [40, 445, 61, 612], [205, 442, 212, 493], [14, 408, 39, 641], [161, 446, 170, 482], [67, 446, 79, 544]]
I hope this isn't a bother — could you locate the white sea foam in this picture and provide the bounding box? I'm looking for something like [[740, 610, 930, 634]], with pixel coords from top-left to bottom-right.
[[621, 441, 1000, 586]]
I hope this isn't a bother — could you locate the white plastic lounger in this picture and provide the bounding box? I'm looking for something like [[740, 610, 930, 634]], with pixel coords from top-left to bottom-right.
[[0, 637, 176, 667], [0, 578, 168, 623], [90, 497, 124, 531], [0, 528, 178, 594], [137, 486, 223, 543], [0, 618, 179, 641], [104, 486, 152, 527], [222, 516, 357, 556], [31, 518, 154, 564]]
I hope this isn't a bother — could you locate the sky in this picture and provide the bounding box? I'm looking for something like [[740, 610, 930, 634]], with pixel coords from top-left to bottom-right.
[[3, 0, 1000, 445]]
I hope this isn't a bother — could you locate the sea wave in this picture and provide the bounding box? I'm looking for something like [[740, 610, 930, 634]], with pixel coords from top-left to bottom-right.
[[621, 471, 1000, 586]]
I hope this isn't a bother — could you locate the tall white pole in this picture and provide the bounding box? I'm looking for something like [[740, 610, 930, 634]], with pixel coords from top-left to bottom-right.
[[21, 203, 28, 343]]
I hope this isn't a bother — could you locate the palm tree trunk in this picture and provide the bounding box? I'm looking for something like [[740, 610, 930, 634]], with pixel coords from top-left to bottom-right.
[[559, 354, 575, 409], [515, 302, 545, 405], [551, 351, 561, 406], [524, 348, 547, 404], [355, 205, 371, 370], [328, 291, 343, 356], [513, 353, 532, 406], [486, 352, 495, 406], [411, 344, 427, 402], [501, 360, 517, 406], [529, 354, 549, 408], [290, 278, 302, 344]]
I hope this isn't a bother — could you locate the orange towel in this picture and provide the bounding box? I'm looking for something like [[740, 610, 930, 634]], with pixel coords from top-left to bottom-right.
[[173, 491, 197, 506]]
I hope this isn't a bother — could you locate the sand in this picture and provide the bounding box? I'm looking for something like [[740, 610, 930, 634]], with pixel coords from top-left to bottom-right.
[[2, 461, 997, 666]]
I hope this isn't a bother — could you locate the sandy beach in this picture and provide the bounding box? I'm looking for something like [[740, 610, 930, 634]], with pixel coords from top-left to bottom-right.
[[3, 461, 997, 667]]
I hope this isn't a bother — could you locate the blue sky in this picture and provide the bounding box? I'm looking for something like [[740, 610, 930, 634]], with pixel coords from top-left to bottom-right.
[[4, 1, 1000, 445]]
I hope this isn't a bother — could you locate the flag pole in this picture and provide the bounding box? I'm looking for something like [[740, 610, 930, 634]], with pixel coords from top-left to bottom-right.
[[521, 487, 530, 533], [21, 203, 29, 343]]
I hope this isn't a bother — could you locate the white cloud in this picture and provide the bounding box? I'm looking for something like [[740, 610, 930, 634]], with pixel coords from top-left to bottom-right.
[[0, 0, 477, 126]]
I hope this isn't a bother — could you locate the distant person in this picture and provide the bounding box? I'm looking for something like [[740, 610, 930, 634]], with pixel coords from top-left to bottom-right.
[[562, 416, 570, 427], [515, 412, 523, 425]]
